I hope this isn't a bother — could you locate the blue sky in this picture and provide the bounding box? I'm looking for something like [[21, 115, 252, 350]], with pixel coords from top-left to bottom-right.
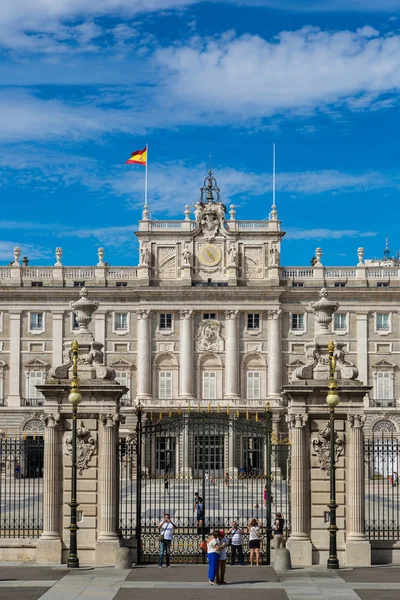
[[1, 0, 400, 267]]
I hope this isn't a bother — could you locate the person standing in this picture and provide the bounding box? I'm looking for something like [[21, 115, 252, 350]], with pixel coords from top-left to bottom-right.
[[194, 492, 204, 527], [228, 521, 244, 566], [248, 518, 261, 566], [164, 475, 169, 495], [216, 530, 228, 584], [207, 530, 221, 585], [273, 512, 285, 549], [157, 513, 175, 568], [205, 471, 210, 487], [224, 472, 229, 487]]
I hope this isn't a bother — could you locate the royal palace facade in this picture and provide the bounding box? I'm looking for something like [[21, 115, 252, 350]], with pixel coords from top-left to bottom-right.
[[0, 170, 399, 566]]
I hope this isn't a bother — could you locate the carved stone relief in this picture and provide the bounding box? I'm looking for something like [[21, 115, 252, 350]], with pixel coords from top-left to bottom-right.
[[65, 421, 96, 475], [244, 247, 263, 279], [157, 247, 176, 279], [312, 423, 344, 473], [197, 320, 224, 352]]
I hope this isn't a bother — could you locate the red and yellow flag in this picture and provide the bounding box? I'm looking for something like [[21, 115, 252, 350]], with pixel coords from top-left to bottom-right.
[[125, 147, 147, 166]]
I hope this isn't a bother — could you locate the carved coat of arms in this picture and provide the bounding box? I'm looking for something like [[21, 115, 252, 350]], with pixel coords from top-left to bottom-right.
[[197, 320, 224, 352]]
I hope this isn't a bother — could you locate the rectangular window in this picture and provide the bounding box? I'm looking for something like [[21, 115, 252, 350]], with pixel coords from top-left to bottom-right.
[[30, 312, 44, 331], [291, 313, 305, 331], [292, 282, 304, 288], [115, 313, 128, 331], [334, 314, 347, 330], [116, 282, 128, 287], [377, 282, 389, 288], [247, 313, 260, 330], [115, 370, 129, 401], [247, 371, 261, 399], [31, 282, 43, 287], [375, 372, 392, 401], [160, 313, 172, 330], [334, 282, 346, 288], [27, 370, 44, 400], [73, 281, 85, 287], [376, 313, 389, 331], [202, 371, 217, 399], [159, 371, 173, 399], [203, 313, 216, 320]]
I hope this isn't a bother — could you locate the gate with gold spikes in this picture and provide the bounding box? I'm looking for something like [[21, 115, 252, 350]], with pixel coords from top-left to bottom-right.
[[118, 408, 291, 564]]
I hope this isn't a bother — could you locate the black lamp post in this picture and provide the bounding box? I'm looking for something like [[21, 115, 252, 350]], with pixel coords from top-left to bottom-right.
[[326, 340, 340, 570], [67, 340, 82, 569]]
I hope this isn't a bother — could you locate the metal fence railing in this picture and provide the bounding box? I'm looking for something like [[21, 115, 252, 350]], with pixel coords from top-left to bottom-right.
[[0, 437, 44, 538], [365, 436, 400, 540]]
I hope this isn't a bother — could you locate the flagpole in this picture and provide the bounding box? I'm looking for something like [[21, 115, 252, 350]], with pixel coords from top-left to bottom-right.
[[271, 143, 277, 220], [145, 143, 148, 209]]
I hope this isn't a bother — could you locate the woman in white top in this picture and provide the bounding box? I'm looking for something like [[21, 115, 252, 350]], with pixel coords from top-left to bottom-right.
[[206, 530, 221, 585], [248, 518, 261, 566]]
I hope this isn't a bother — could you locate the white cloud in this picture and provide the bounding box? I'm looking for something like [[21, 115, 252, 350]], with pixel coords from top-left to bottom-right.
[[285, 228, 377, 240], [154, 26, 400, 120]]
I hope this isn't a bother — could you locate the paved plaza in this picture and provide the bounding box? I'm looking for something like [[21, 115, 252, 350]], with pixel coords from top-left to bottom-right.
[[0, 563, 400, 600]]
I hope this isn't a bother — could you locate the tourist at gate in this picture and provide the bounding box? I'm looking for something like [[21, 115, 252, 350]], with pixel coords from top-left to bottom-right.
[[228, 521, 244, 566], [248, 518, 261, 566], [273, 512, 285, 549], [216, 530, 228, 584], [194, 492, 204, 527], [206, 530, 221, 585], [157, 513, 175, 568]]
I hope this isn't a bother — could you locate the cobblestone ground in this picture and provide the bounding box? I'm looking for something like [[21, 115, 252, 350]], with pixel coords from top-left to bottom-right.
[[0, 564, 400, 600]]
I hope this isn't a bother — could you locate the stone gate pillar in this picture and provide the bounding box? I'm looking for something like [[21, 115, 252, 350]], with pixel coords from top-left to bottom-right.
[[345, 414, 371, 566], [286, 413, 312, 566], [37, 413, 62, 564], [95, 413, 120, 565]]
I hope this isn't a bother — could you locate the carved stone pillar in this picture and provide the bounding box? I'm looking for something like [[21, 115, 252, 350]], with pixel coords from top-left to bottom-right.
[[179, 310, 193, 399], [96, 413, 120, 565], [225, 310, 239, 399], [286, 413, 312, 566], [345, 415, 371, 566], [137, 309, 151, 399], [37, 414, 62, 564], [52, 312, 64, 369], [356, 313, 368, 386], [267, 309, 282, 399]]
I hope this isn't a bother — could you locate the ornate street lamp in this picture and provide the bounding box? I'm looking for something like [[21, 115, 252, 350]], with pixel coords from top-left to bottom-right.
[[326, 340, 340, 570], [67, 340, 82, 569]]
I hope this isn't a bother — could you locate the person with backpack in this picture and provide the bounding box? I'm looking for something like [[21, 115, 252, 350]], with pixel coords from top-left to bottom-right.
[[273, 512, 285, 549]]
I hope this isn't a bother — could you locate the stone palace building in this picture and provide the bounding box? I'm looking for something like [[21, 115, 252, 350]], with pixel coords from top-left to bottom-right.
[[0, 169, 399, 567]]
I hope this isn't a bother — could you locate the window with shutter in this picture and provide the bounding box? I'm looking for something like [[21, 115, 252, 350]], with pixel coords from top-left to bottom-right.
[[203, 371, 217, 399], [27, 371, 44, 399], [247, 371, 261, 399], [115, 370, 129, 399], [376, 371, 392, 400], [159, 371, 173, 399], [30, 312, 44, 331], [115, 313, 128, 331], [376, 314, 389, 331]]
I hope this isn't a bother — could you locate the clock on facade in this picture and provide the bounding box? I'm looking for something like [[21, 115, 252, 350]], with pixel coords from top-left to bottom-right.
[[198, 244, 222, 267]]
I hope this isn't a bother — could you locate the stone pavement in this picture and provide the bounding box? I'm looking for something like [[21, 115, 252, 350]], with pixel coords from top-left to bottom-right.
[[1, 564, 400, 599]]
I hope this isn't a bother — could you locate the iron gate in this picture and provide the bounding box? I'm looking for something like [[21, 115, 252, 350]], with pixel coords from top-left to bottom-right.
[[119, 409, 291, 564]]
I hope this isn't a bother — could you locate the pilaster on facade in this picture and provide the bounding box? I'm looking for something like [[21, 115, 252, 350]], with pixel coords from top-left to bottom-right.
[[136, 309, 151, 400], [179, 309, 194, 399], [8, 311, 21, 406], [267, 309, 282, 400], [224, 310, 239, 399]]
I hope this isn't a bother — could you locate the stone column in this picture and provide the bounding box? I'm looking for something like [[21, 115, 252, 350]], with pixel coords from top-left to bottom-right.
[[286, 413, 312, 566], [345, 415, 371, 566], [137, 310, 151, 399], [267, 309, 282, 399], [96, 413, 120, 565], [52, 312, 64, 368], [37, 413, 62, 563], [356, 313, 368, 386], [8, 311, 21, 406], [224, 310, 239, 399], [179, 310, 193, 399]]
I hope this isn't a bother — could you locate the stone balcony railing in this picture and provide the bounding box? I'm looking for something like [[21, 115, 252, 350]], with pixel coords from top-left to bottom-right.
[[140, 219, 275, 233]]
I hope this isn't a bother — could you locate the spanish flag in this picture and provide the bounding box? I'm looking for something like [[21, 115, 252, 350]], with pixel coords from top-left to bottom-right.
[[125, 147, 147, 166]]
